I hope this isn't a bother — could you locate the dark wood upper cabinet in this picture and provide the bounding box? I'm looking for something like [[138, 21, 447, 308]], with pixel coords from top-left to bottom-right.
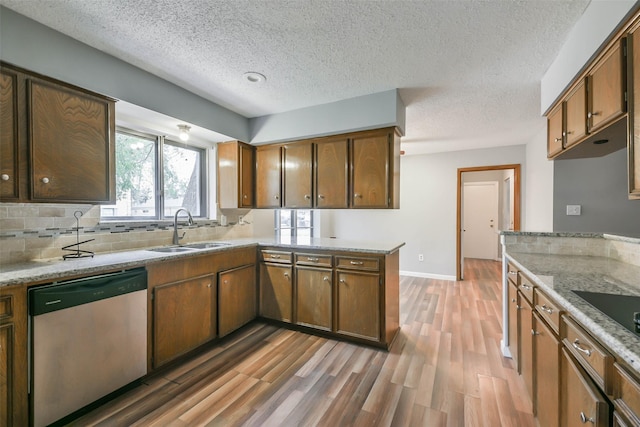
[[547, 103, 564, 158], [351, 130, 392, 208], [588, 40, 626, 133], [0, 62, 115, 204], [628, 24, 640, 199], [564, 79, 588, 150], [315, 137, 348, 208], [0, 67, 20, 201], [256, 145, 282, 208], [283, 142, 313, 208], [217, 140, 255, 209]]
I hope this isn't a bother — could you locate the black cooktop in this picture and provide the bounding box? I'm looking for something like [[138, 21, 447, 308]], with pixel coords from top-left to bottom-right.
[[572, 290, 640, 338]]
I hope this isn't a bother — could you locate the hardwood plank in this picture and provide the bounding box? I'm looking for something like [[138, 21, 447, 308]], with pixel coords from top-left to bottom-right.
[[72, 259, 534, 427]]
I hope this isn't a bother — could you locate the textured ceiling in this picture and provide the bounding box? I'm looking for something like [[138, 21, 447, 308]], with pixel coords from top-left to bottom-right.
[[1, 0, 590, 155]]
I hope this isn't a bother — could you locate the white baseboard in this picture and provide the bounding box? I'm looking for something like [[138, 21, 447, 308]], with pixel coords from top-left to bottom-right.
[[400, 270, 457, 281]]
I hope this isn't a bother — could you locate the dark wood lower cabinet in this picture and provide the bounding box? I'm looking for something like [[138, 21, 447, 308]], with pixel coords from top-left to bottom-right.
[[533, 312, 561, 427], [507, 281, 519, 369], [336, 270, 380, 341], [218, 264, 256, 337], [153, 275, 215, 368], [519, 295, 534, 402], [295, 267, 332, 331], [259, 263, 293, 322]]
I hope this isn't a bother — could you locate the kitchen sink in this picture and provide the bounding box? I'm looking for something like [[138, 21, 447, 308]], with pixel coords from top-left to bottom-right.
[[181, 242, 231, 249], [147, 247, 196, 253]]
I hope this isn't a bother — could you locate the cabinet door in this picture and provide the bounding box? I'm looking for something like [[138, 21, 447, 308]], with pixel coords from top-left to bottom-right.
[[218, 264, 256, 337], [565, 80, 588, 149], [259, 263, 293, 322], [295, 267, 332, 331], [153, 276, 215, 368], [351, 131, 390, 208], [533, 312, 561, 427], [256, 145, 282, 208], [315, 138, 348, 208], [507, 281, 519, 370], [0, 323, 13, 426], [239, 143, 255, 208], [28, 78, 114, 203], [547, 103, 564, 158], [519, 295, 534, 402], [588, 41, 626, 133], [0, 68, 19, 200], [336, 270, 380, 341], [561, 349, 610, 427], [629, 26, 640, 199], [283, 143, 313, 208]]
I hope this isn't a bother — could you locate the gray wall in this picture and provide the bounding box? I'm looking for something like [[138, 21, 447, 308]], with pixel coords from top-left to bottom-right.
[[553, 148, 640, 234]]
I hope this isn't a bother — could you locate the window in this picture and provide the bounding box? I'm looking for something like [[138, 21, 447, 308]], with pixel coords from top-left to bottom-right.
[[100, 129, 206, 220], [275, 210, 313, 239]]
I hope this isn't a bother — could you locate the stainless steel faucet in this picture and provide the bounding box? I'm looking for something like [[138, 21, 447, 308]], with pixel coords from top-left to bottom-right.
[[173, 208, 194, 245]]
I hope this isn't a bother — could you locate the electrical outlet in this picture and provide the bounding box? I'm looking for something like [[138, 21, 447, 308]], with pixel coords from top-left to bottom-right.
[[566, 205, 581, 216], [238, 215, 244, 225], [418, 254, 424, 262]]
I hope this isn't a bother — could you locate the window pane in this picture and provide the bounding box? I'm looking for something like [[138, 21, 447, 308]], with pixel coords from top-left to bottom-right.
[[296, 210, 311, 228], [163, 143, 202, 217], [280, 210, 292, 228], [101, 132, 156, 218], [297, 227, 311, 238]]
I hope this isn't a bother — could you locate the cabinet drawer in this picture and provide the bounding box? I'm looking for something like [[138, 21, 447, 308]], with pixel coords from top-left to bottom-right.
[[506, 261, 519, 286], [336, 256, 379, 271], [562, 315, 613, 394], [561, 348, 610, 427], [613, 363, 640, 425], [295, 253, 332, 267], [260, 250, 292, 264], [534, 289, 562, 335], [518, 273, 535, 304], [0, 295, 13, 321]]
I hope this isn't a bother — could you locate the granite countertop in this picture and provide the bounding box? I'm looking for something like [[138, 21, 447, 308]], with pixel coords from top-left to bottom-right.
[[0, 237, 405, 288], [505, 251, 640, 374]]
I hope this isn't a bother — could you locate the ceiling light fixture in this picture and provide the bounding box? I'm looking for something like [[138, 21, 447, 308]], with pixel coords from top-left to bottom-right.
[[177, 124, 191, 141], [243, 71, 266, 84]]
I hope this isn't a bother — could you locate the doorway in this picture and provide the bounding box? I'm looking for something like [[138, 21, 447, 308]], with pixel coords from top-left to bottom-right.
[[463, 181, 499, 260], [456, 164, 521, 280]]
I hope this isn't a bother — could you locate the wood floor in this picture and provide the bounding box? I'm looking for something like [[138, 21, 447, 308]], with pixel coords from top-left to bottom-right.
[[71, 258, 534, 427]]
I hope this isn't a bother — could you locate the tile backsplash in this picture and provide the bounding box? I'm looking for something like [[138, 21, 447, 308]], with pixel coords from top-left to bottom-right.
[[0, 203, 254, 264]]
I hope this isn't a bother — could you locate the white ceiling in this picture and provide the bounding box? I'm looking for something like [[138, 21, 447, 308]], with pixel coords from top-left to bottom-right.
[[1, 0, 591, 155]]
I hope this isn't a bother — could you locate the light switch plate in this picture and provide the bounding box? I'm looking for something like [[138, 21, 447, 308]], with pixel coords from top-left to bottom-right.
[[566, 205, 581, 216]]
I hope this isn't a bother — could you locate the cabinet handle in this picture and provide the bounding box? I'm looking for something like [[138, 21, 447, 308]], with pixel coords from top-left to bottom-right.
[[354, 193, 362, 198], [307, 257, 319, 262], [579, 411, 595, 424], [0, 174, 8, 181], [520, 284, 531, 290], [223, 280, 228, 285], [304, 194, 311, 200], [350, 261, 364, 266], [538, 304, 553, 314], [508, 271, 517, 276], [318, 194, 324, 199], [587, 112, 600, 119], [339, 279, 346, 283], [572, 339, 592, 357], [283, 272, 289, 278], [274, 195, 279, 200], [271, 254, 281, 259], [41, 177, 50, 184], [208, 283, 212, 288], [554, 137, 562, 143], [323, 276, 330, 282], [243, 194, 248, 199], [531, 329, 540, 336]]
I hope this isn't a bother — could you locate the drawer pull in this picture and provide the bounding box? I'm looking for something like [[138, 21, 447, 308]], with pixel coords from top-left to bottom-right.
[[323, 276, 330, 282], [307, 257, 319, 262], [350, 261, 364, 266], [572, 339, 592, 357], [531, 329, 540, 336], [520, 284, 532, 290], [271, 255, 281, 259], [283, 272, 289, 278], [508, 271, 517, 276], [579, 411, 595, 424], [538, 304, 553, 314]]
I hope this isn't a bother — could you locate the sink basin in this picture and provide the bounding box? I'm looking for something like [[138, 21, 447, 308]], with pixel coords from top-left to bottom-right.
[[181, 242, 231, 249], [147, 247, 195, 253]]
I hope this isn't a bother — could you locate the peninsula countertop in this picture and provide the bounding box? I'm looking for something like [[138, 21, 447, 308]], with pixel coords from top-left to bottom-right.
[[0, 237, 405, 288], [505, 250, 640, 374]]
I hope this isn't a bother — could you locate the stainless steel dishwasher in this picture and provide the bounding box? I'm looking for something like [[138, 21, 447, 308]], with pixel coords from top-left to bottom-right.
[[28, 268, 147, 427]]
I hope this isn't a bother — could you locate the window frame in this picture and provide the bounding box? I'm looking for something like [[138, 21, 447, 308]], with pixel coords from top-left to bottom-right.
[[101, 127, 207, 221]]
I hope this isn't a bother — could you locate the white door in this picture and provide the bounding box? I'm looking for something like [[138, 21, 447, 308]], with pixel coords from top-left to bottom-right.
[[463, 182, 499, 260]]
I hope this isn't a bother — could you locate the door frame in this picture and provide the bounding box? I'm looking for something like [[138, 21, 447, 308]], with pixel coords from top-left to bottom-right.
[[456, 164, 521, 280]]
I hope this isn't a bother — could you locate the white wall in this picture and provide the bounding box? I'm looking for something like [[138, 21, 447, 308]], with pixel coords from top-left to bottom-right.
[[524, 126, 554, 231], [318, 145, 526, 279]]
